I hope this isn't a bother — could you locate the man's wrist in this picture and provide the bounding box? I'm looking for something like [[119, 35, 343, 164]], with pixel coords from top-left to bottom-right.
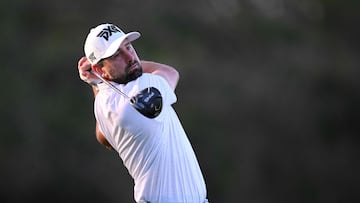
[[92, 84, 99, 91]]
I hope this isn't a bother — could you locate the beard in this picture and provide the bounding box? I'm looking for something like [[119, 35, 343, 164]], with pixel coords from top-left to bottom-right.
[[113, 61, 143, 84]]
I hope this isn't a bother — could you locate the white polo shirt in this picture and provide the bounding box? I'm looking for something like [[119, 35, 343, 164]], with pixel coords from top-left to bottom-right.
[[94, 73, 207, 203]]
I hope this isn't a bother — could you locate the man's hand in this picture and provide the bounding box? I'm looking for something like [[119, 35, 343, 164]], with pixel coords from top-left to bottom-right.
[[78, 57, 101, 86]]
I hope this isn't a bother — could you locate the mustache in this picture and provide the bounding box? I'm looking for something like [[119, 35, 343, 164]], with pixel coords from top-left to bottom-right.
[[126, 61, 140, 70]]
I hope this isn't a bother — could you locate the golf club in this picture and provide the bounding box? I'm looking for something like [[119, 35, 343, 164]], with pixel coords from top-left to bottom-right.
[[91, 71, 163, 118]]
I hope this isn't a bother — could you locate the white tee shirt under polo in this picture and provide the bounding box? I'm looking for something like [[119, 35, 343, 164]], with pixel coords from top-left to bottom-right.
[[94, 73, 207, 203]]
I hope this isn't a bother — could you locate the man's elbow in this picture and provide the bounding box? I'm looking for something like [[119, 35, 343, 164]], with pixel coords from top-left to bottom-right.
[[96, 125, 114, 151], [170, 68, 180, 90]]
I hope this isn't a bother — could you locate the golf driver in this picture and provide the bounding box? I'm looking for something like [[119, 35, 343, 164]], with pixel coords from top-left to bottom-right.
[[91, 71, 162, 118]]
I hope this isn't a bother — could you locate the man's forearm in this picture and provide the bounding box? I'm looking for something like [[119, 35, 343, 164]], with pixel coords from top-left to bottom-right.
[[92, 85, 99, 98], [141, 60, 179, 90]]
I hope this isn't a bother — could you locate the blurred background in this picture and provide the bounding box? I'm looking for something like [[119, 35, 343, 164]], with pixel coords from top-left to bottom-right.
[[1, 0, 359, 202]]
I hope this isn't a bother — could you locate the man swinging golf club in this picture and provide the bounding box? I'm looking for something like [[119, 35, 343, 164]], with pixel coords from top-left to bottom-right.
[[77, 23, 208, 203]]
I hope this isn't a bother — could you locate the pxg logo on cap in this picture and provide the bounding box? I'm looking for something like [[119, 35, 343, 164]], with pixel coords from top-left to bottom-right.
[[84, 23, 140, 65], [97, 25, 122, 41]]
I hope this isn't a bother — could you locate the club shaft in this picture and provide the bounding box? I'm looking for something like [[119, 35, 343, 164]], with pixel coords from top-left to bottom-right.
[[91, 71, 130, 99]]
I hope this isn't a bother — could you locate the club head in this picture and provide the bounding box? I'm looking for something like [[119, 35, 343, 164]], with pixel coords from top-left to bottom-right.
[[130, 87, 162, 118]]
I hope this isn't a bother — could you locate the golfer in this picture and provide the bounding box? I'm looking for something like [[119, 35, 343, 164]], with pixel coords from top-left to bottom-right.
[[78, 23, 208, 203]]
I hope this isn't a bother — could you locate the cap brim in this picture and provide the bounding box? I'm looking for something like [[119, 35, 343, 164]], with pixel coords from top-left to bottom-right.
[[102, 32, 141, 59]]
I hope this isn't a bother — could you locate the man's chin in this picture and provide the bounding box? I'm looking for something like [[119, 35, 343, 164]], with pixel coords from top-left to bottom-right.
[[125, 68, 143, 83], [113, 67, 143, 84], [132, 68, 143, 78]]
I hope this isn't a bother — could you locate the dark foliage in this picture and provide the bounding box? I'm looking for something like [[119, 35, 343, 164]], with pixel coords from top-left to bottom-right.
[[1, 0, 359, 202]]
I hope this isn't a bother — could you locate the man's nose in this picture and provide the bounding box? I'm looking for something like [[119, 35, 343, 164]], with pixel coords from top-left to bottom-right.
[[123, 50, 134, 62]]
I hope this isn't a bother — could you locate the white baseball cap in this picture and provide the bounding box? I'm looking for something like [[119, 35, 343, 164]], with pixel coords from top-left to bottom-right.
[[84, 23, 140, 65]]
